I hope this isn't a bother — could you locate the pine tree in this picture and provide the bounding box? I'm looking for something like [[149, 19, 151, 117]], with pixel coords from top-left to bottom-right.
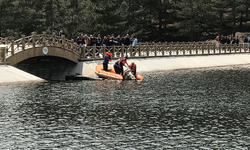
[[0, 0, 15, 37]]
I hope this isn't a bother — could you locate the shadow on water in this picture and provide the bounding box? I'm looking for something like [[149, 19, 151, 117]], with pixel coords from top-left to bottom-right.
[[0, 65, 250, 149]]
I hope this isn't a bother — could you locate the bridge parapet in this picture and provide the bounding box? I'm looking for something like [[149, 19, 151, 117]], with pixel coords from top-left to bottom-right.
[[0, 37, 11, 45], [80, 41, 250, 61], [2, 32, 250, 65]]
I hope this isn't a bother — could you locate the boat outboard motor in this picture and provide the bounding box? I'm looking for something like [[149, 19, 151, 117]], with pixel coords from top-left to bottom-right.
[[123, 69, 136, 80]]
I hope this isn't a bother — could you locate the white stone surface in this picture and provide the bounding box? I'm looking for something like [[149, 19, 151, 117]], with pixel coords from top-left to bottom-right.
[[0, 65, 45, 84], [80, 54, 250, 78], [2, 53, 250, 83]]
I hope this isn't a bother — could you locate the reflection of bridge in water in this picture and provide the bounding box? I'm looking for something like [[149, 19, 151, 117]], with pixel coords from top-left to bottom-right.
[[1, 32, 250, 80]]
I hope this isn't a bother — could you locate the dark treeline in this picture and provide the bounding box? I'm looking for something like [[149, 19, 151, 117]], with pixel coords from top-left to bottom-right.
[[0, 0, 250, 42]]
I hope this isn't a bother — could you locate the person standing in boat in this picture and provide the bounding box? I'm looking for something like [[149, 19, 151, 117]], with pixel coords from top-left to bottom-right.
[[114, 56, 128, 75], [103, 52, 112, 71]]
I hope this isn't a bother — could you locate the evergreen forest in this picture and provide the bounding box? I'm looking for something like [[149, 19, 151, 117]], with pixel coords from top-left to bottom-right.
[[0, 0, 250, 42]]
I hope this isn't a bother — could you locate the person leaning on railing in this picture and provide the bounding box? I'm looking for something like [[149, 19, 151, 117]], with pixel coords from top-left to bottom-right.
[[132, 36, 138, 46]]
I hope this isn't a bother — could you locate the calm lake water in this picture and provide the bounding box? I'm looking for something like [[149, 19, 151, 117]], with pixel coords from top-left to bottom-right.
[[1, 65, 250, 149]]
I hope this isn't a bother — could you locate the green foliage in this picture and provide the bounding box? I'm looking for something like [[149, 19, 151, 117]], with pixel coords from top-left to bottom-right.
[[0, 0, 250, 41], [0, 0, 16, 37]]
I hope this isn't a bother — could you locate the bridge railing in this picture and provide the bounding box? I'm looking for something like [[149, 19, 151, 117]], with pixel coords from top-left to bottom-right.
[[5, 32, 82, 59], [80, 42, 250, 60], [3, 32, 250, 62], [0, 37, 11, 45]]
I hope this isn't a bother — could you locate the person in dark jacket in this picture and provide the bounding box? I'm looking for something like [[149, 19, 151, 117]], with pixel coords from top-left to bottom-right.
[[125, 34, 130, 45], [96, 34, 102, 46], [103, 52, 112, 71], [102, 36, 109, 46], [113, 56, 128, 75], [236, 36, 239, 44], [90, 35, 97, 46], [121, 35, 126, 45], [108, 34, 114, 46], [76, 34, 84, 45]]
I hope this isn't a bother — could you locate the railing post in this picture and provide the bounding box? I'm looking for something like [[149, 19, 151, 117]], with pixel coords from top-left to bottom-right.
[[42, 31, 46, 46], [202, 43, 204, 54], [213, 43, 216, 54], [177, 41, 180, 55], [82, 45, 86, 58], [191, 41, 194, 55], [112, 45, 115, 57], [146, 42, 149, 56], [157, 42, 160, 56], [5, 37, 9, 45], [242, 44, 245, 53], [170, 42, 173, 56], [31, 32, 37, 48], [22, 35, 25, 51], [229, 44, 232, 53], [138, 42, 141, 57], [103, 46, 106, 57], [238, 44, 241, 53], [218, 44, 221, 54], [61, 35, 65, 48], [195, 42, 198, 55], [130, 45, 133, 57], [187, 42, 191, 55], [207, 43, 210, 54], [92, 45, 96, 58], [247, 43, 250, 53], [11, 40, 14, 56], [70, 39, 74, 51], [153, 42, 156, 56], [0, 47, 5, 63], [121, 44, 124, 57], [163, 42, 167, 56], [52, 32, 56, 46], [183, 42, 185, 55], [4, 47, 7, 63], [101, 45, 106, 58]]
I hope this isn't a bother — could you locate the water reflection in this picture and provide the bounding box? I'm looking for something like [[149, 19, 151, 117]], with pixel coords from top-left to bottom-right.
[[0, 65, 250, 149]]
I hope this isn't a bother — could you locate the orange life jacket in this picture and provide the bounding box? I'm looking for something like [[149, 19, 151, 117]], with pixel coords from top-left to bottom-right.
[[118, 57, 127, 65], [105, 52, 112, 61], [129, 63, 136, 71]]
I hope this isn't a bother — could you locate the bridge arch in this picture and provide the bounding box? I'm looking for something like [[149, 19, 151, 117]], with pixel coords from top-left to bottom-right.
[[5, 32, 82, 65], [7, 46, 80, 65]]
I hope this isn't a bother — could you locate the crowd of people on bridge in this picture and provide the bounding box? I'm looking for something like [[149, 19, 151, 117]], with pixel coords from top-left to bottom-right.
[[75, 33, 138, 47], [215, 35, 240, 45], [243, 37, 250, 43], [215, 34, 250, 44], [58, 28, 138, 47]]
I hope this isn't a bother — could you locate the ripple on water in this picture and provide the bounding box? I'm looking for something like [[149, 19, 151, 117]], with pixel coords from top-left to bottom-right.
[[0, 65, 250, 149]]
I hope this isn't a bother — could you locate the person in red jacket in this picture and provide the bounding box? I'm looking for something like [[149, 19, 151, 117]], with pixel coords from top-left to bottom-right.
[[128, 62, 136, 77]]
